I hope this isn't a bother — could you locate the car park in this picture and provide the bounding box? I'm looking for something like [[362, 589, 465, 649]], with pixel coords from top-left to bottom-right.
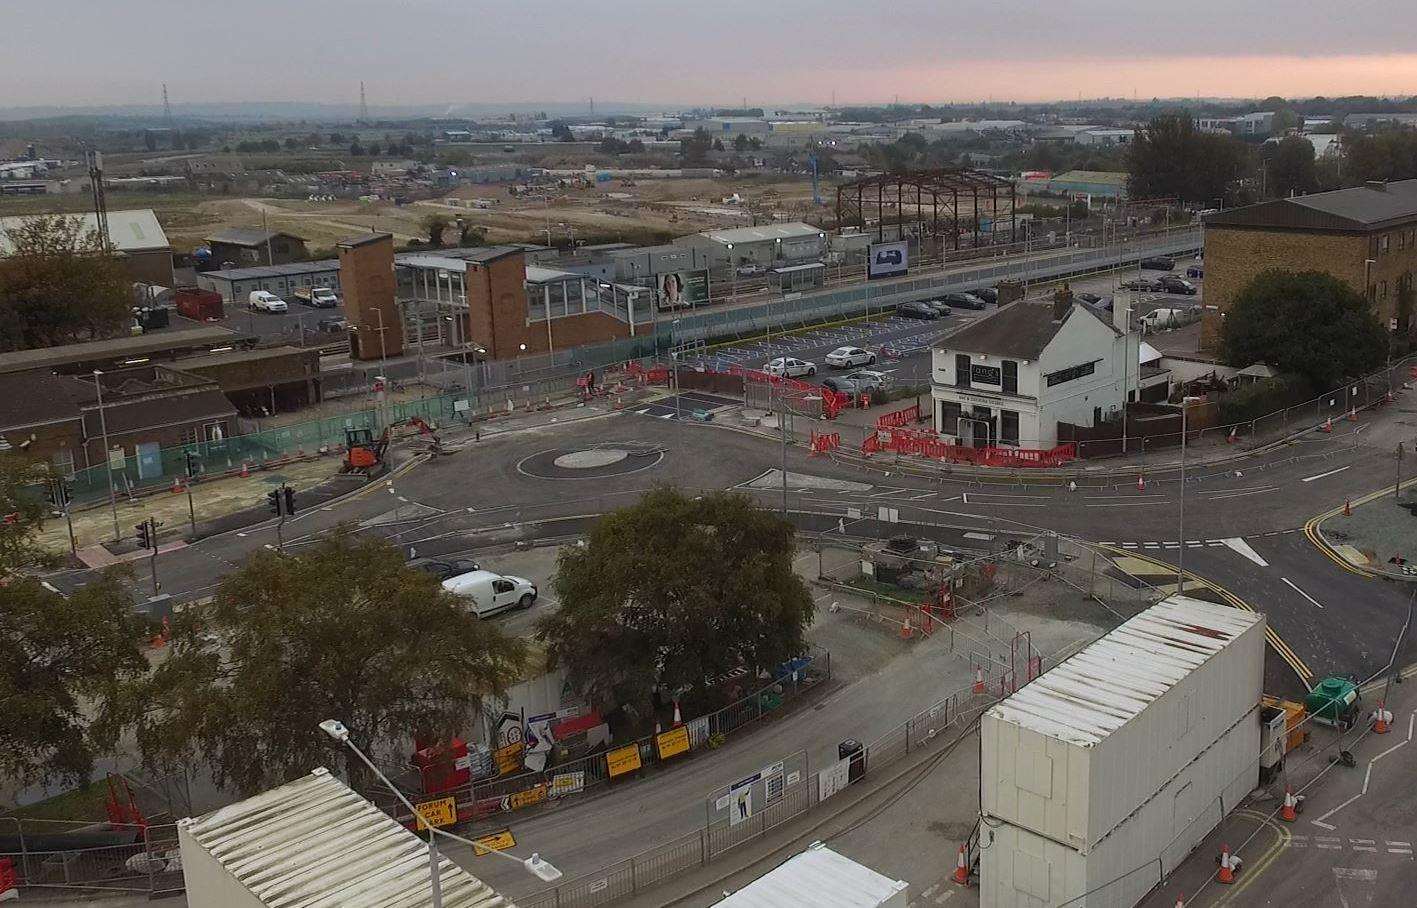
[[1139, 256, 1176, 271], [896, 301, 941, 320], [940, 291, 987, 310], [763, 356, 817, 378], [408, 556, 481, 580], [1157, 275, 1198, 295], [442, 569, 537, 618], [248, 290, 288, 313], [825, 346, 876, 368]]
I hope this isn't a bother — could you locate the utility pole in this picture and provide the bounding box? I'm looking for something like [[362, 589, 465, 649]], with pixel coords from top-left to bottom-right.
[[184, 451, 200, 537], [162, 82, 173, 132], [1399, 442, 1406, 498]]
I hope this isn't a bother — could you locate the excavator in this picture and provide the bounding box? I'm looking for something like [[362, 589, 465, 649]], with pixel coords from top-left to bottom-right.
[[342, 417, 441, 475]]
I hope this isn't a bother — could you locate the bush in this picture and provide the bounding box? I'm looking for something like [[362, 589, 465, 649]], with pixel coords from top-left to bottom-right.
[[1217, 374, 1316, 425]]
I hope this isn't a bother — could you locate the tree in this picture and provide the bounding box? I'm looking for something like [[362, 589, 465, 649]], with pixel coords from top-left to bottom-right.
[[283, 137, 299, 150], [536, 488, 814, 726], [0, 216, 135, 351], [1221, 270, 1388, 388], [143, 130, 157, 152], [421, 213, 451, 247], [1262, 136, 1318, 197], [1127, 115, 1249, 204], [367, 142, 382, 157], [550, 121, 574, 142], [733, 133, 750, 152], [130, 532, 524, 795], [680, 127, 714, 164], [349, 140, 365, 156], [329, 132, 345, 144], [0, 456, 147, 789]]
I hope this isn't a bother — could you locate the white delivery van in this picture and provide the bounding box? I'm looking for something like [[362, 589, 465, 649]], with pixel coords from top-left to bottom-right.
[[1139, 307, 1193, 331], [248, 290, 288, 313], [441, 570, 537, 618]]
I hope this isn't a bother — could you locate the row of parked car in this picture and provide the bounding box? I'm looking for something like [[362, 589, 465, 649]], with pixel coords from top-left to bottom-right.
[[763, 345, 896, 396], [247, 287, 342, 313], [896, 288, 996, 321]]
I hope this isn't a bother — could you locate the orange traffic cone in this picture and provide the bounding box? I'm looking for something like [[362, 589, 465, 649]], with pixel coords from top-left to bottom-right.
[[1217, 845, 1235, 884], [240, 461, 250, 478], [1344, 499, 1352, 517], [1280, 786, 1297, 822], [1374, 702, 1392, 734], [672, 700, 682, 726], [973, 666, 986, 694], [1175, 895, 1185, 908], [1319, 417, 1333, 434], [1227, 426, 1238, 444], [900, 616, 914, 639], [953, 844, 970, 885], [1347, 407, 1358, 422], [170, 476, 183, 494], [1137, 474, 1146, 492]]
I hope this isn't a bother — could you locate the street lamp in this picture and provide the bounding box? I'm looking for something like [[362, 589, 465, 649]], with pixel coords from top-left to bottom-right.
[[318, 719, 561, 898], [92, 370, 121, 542], [1176, 395, 1203, 595]]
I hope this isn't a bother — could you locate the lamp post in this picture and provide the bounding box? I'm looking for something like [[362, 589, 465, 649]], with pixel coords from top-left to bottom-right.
[[318, 720, 561, 901], [1177, 395, 1203, 595], [92, 370, 121, 542]]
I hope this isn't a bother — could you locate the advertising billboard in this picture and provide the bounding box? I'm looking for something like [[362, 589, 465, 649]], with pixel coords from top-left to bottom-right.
[[867, 241, 909, 279], [655, 269, 710, 311]]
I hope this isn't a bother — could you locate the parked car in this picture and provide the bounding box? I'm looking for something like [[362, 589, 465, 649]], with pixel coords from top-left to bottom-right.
[[248, 290, 288, 313], [896, 301, 941, 320], [972, 287, 999, 305], [847, 369, 893, 393], [294, 287, 340, 308], [318, 316, 350, 333], [763, 356, 816, 378], [1157, 275, 1198, 295], [1185, 264, 1205, 279], [916, 298, 952, 316], [940, 291, 987, 310], [825, 346, 876, 368], [1120, 276, 1163, 292], [442, 569, 537, 618], [821, 375, 864, 396], [1139, 256, 1176, 271], [1138, 306, 1197, 331], [1075, 291, 1114, 312], [408, 556, 481, 580]]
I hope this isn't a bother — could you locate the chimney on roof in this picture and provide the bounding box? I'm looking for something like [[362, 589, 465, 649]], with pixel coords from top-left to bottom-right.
[[1366, 180, 1388, 192], [1052, 283, 1073, 322]]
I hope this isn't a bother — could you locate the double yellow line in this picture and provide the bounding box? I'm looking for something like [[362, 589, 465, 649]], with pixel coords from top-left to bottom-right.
[[1097, 544, 1314, 684], [1303, 485, 1399, 577], [1210, 809, 1292, 906]]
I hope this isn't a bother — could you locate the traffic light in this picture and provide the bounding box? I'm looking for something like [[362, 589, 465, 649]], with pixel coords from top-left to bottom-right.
[[135, 520, 151, 549], [184, 451, 200, 478], [282, 486, 296, 516], [267, 489, 282, 516]]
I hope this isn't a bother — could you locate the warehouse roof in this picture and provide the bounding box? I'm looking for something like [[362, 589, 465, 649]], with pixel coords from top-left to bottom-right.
[[697, 222, 826, 245], [179, 768, 511, 908], [1206, 179, 1417, 231], [200, 260, 340, 282], [934, 300, 1117, 360], [0, 208, 170, 255], [986, 596, 1262, 747], [1049, 170, 1129, 186], [715, 842, 907, 908]]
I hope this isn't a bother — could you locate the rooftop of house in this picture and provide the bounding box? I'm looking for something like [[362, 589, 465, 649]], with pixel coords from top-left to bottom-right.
[[934, 299, 1119, 360], [207, 227, 307, 247], [1205, 179, 1417, 231]]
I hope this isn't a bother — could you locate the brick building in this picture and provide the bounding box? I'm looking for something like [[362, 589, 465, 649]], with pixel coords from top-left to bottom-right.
[[171, 346, 322, 415], [1202, 180, 1417, 348], [338, 233, 405, 362]]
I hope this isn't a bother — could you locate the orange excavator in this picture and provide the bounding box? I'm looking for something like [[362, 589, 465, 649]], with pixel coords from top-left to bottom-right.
[[342, 417, 440, 474]]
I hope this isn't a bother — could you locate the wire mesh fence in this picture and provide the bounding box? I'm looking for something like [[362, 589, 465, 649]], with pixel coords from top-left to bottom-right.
[[0, 819, 180, 897]]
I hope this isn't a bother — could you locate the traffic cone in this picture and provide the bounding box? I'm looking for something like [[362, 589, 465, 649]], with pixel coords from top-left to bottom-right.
[[900, 616, 913, 639], [1217, 845, 1235, 884], [1227, 426, 1238, 444], [240, 461, 250, 478], [1348, 407, 1358, 422], [170, 476, 183, 494], [672, 700, 682, 726], [1374, 702, 1392, 734], [972, 666, 986, 694], [1137, 474, 1146, 492], [953, 844, 970, 884], [1344, 499, 1352, 517], [1280, 786, 1297, 822], [1319, 417, 1333, 434], [1175, 895, 1185, 908]]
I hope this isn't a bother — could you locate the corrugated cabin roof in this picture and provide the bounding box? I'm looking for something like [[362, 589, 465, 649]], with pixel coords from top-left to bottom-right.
[[715, 842, 907, 907], [986, 596, 1261, 748]]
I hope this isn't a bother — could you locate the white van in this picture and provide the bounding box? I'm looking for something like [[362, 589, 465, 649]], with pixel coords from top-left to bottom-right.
[[441, 570, 537, 618], [1139, 307, 1193, 332], [248, 290, 288, 313]]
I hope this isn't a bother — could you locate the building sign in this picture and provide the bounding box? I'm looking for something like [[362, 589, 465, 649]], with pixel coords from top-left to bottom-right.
[[607, 743, 643, 778], [472, 829, 517, 856], [502, 783, 547, 811], [413, 796, 457, 831], [107, 446, 126, 471], [970, 364, 1002, 386], [867, 241, 909, 279], [549, 771, 585, 798], [493, 741, 523, 777], [656, 725, 691, 761], [819, 758, 853, 801], [656, 269, 710, 311]]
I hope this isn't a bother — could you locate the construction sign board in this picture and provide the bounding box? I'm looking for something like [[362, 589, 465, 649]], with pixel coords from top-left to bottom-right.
[[656, 725, 691, 761], [413, 796, 457, 831], [472, 829, 516, 856], [493, 741, 524, 776], [607, 743, 642, 778], [819, 757, 853, 802], [549, 771, 585, 798]]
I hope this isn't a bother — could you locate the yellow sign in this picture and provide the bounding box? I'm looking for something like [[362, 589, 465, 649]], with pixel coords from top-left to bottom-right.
[[494, 741, 524, 776], [505, 783, 547, 811], [607, 743, 643, 778], [655, 725, 691, 761], [413, 796, 457, 831], [472, 829, 517, 856]]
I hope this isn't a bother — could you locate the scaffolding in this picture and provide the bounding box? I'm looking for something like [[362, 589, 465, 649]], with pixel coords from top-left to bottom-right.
[[835, 169, 1018, 251]]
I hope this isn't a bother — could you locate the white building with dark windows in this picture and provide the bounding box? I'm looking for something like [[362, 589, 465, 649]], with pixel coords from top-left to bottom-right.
[[929, 296, 1142, 449]]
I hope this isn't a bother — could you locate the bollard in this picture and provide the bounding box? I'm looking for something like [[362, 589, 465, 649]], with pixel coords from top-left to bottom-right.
[[972, 666, 985, 694], [1319, 417, 1333, 434]]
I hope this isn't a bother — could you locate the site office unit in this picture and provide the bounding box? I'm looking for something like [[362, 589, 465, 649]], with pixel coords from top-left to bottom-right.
[[979, 597, 1266, 908]]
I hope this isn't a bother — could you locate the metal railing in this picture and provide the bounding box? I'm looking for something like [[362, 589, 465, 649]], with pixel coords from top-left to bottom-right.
[[0, 819, 180, 897]]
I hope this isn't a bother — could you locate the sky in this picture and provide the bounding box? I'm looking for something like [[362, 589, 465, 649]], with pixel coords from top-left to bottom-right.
[[6, 0, 1417, 109]]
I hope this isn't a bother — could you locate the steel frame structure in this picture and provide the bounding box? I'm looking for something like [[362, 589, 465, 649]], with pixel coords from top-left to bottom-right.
[[835, 169, 1018, 250]]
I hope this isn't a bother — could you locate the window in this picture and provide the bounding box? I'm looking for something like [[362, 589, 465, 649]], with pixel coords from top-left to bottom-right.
[[1001, 410, 1020, 446], [1044, 360, 1097, 387], [955, 354, 971, 388], [939, 400, 962, 437], [1002, 360, 1018, 395]]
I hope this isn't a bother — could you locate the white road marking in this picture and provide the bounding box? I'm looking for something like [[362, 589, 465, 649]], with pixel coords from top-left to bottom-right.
[[1351, 839, 1376, 844], [397, 496, 408, 502], [263, 543, 275, 550], [934, 892, 954, 904], [41, 580, 59, 593], [1282, 577, 1325, 609], [1388, 841, 1412, 847], [1221, 537, 1270, 567], [1389, 847, 1412, 855], [236, 532, 246, 537], [1352, 845, 1378, 852], [1204, 486, 1279, 499], [1333, 868, 1378, 881], [1317, 841, 1343, 848], [920, 884, 939, 899], [1303, 465, 1352, 482]]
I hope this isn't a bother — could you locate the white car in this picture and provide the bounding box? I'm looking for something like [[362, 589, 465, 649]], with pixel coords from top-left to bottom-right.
[[248, 290, 288, 313], [763, 357, 816, 378], [847, 369, 893, 392], [442, 569, 538, 619], [825, 346, 876, 369]]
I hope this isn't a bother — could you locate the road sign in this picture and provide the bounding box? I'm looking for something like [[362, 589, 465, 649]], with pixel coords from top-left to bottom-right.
[[549, 771, 584, 798], [656, 725, 690, 761], [494, 741, 523, 776], [413, 795, 456, 831], [108, 447, 125, 470], [607, 743, 642, 778], [502, 783, 547, 811], [472, 829, 516, 856]]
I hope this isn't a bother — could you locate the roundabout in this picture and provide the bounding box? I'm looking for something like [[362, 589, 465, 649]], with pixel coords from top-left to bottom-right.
[[515, 442, 666, 480]]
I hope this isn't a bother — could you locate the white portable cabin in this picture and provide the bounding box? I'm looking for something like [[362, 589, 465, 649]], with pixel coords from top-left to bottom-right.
[[716, 841, 909, 908]]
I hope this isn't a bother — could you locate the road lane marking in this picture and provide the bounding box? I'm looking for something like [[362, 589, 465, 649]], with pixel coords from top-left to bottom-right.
[[1303, 465, 1352, 482], [1205, 486, 1279, 499], [1333, 868, 1377, 880], [1222, 537, 1270, 567], [1282, 577, 1325, 609]]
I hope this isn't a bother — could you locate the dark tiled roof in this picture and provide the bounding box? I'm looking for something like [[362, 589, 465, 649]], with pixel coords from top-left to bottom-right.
[[1205, 180, 1417, 231], [0, 370, 83, 430], [207, 227, 306, 247], [935, 300, 1116, 359], [336, 232, 392, 249], [81, 388, 236, 436]]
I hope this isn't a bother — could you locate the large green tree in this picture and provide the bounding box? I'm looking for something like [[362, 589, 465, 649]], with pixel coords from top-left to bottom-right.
[[680, 127, 714, 164], [130, 532, 525, 794], [0, 215, 135, 352], [1262, 136, 1318, 198], [1221, 270, 1388, 388], [536, 488, 814, 725], [0, 456, 147, 790], [1127, 115, 1249, 204]]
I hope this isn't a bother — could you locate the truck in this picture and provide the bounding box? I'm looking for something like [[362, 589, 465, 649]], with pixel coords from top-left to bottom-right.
[[293, 286, 339, 308]]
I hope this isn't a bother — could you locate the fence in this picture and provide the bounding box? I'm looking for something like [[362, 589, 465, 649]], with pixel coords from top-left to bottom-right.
[[377, 652, 831, 830], [862, 425, 1077, 467], [0, 819, 182, 898]]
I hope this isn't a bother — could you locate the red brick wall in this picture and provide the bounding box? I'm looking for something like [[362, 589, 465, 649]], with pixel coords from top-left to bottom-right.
[[338, 235, 405, 361]]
